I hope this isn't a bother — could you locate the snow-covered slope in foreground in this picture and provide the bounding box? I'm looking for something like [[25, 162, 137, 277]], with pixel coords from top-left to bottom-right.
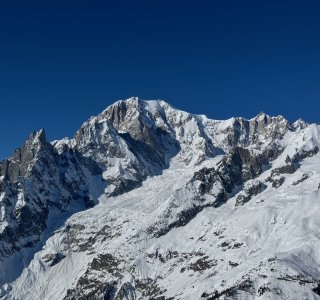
[[1, 97, 320, 300]]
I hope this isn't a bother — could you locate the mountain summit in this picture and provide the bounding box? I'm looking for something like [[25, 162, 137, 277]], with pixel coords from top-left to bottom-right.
[[0, 98, 320, 299]]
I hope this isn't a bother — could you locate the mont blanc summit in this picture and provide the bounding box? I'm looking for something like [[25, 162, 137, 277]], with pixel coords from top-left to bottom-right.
[[1, 98, 320, 299]]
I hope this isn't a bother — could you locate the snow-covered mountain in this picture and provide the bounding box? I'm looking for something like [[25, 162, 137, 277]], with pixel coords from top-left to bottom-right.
[[0, 97, 320, 299]]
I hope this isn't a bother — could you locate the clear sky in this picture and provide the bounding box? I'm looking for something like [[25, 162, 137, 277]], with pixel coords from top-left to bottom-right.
[[1, 0, 320, 159]]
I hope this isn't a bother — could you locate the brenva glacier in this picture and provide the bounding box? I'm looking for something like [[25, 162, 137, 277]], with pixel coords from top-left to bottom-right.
[[0, 97, 320, 299]]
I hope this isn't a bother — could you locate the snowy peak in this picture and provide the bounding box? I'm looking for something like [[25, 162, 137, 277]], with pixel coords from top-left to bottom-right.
[[0, 129, 50, 182], [81, 98, 298, 156], [93, 98, 220, 165], [292, 118, 309, 130], [1, 97, 320, 300], [69, 98, 312, 189], [250, 111, 288, 128], [26, 128, 47, 147], [100, 97, 174, 134]]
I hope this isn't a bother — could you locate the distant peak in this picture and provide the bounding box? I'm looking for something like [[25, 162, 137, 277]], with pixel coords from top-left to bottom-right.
[[252, 112, 288, 122], [102, 97, 172, 116], [121, 97, 171, 109], [255, 111, 269, 119], [106, 97, 143, 111], [124, 96, 140, 102], [292, 118, 309, 130], [118, 96, 141, 106]]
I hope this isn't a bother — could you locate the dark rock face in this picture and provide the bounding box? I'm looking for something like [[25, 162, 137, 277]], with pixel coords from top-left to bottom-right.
[[114, 282, 135, 300], [257, 144, 284, 165], [192, 167, 229, 201], [201, 275, 320, 300], [0, 130, 104, 260], [292, 146, 319, 163], [271, 177, 285, 188], [63, 253, 125, 300], [73, 100, 181, 196], [90, 254, 121, 275], [293, 174, 309, 186], [152, 147, 269, 237], [313, 283, 320, 296], [0, 130, 47, 181], [235, 180, 267, 206], [264, 156, 298, 190], [64, 281, 117, 300], [42, 252, 66, 267], [201, 279, 255, 300], [135, 278, 168, 300], [0, 131, 56, 258], [220, 147, 263, 182], [271, 163, 296, 177], [107, 100, 179, 166], [186, 256, 217, 272], [220, 113, 291, 149]]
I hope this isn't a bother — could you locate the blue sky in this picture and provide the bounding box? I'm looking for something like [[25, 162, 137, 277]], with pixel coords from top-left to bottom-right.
[[0, 0, 320, 159]]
